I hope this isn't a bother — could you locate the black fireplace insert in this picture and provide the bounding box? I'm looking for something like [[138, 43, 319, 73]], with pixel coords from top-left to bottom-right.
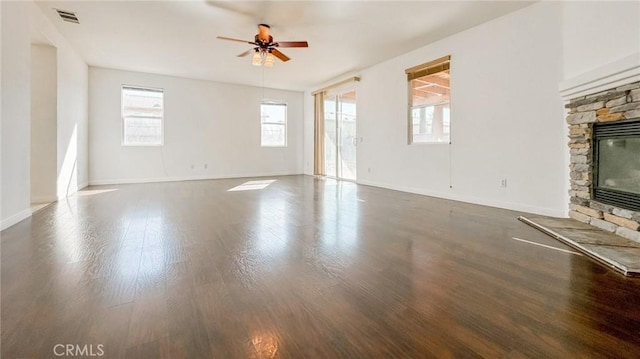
[[592, 118, 640, 211]]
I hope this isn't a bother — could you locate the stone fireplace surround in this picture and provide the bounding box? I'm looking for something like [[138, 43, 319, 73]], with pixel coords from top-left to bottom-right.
[[566, 80, 640, 243]]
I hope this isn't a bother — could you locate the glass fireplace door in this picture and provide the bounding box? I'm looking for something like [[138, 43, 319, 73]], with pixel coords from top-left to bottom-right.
[[597, 138, 640, 195], [593, 119, 640, 211]]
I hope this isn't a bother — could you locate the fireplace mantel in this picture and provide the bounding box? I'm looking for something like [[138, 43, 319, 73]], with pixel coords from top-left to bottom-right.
[[559, 53, 640, 100]]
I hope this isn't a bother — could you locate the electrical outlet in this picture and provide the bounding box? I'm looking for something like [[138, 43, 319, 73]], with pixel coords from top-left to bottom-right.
[[204, 163, 208, 169], [500, 179, 508, 188], [368, 167, 371, 173]]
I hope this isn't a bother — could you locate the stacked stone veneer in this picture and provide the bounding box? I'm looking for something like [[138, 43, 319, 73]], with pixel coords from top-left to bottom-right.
[[566, 81, 640, 243]]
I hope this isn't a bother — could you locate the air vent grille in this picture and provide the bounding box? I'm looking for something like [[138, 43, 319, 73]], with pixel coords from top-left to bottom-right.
[[55, 9, 79, 24]]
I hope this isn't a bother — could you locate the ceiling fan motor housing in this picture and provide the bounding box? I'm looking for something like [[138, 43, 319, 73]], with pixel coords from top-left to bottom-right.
[[257, 24, 272, 43], [254, 34, 274, 47]]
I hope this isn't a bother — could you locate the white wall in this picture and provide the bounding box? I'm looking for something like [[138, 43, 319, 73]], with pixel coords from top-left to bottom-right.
[[1, 1, 31, 229], [305, 1, 640, 217], [29, 3, 89, 198], [562, 1, 640, 81], [306, 2, 568, 216], [1, 1, 88, 230], [89, 68, 304, 185], [0, 1, 3, 225], [30, 44, 58, 203]]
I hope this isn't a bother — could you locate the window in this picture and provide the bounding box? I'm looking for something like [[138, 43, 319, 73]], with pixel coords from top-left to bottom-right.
[[406, 55, 451, 144], [122, 86, 163, 146], [261, 102, 287, 147]]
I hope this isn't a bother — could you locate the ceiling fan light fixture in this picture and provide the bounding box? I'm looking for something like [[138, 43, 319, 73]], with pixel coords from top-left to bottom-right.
[[252, 50, 262, 66], [264, 52, 275, 67]]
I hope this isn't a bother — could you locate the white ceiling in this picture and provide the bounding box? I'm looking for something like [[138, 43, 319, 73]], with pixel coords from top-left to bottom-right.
[[35, 1, 534, 91]]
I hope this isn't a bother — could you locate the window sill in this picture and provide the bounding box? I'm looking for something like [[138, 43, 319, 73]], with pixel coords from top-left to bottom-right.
[[121, 144, 164, 147], [409, 142, 451, 145]]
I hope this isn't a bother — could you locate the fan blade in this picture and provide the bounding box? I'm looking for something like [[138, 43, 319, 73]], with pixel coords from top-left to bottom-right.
[[271, 49, 290, 62], [275, 41, 308, 48], [217, 36, 254, 44], [237, 49, 254, 57]]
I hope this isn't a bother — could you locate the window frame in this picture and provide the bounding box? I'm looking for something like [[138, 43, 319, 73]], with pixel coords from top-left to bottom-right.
[[260, 101, 288, 148], [121, 85, 165, 147], [406, 55, 451, 145]]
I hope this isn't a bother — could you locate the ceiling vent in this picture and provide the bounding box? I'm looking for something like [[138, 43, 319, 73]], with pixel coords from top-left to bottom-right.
[[55, 9, 79, 24]]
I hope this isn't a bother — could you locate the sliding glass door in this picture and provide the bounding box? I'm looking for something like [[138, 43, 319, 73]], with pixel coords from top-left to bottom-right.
[[339, 91, 357, 180], [324, 90, 357, 180]]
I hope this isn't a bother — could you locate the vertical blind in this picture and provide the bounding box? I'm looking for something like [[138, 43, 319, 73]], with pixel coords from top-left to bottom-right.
[[313, 92, 325, 175]]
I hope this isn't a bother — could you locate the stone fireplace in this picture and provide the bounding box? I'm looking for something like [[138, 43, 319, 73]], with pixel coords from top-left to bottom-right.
[[566, 80, 640, 242]]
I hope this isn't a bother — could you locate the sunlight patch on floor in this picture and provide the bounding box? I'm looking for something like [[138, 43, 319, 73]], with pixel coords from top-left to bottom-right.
[[76, 189, 119, 196], [228, 180, 277, 192]]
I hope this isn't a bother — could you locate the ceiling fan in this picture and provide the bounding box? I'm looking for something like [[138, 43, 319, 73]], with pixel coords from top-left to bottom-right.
[[217, 24, 308, 67]]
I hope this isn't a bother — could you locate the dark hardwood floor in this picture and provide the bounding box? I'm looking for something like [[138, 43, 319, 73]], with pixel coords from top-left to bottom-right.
[[2, 175, 640, 358]]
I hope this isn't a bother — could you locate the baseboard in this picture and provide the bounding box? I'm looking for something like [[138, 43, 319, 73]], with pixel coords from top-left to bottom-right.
[[88, 171, 303, 186], [1, 208, 32, 231], [31, 195, 58, 204], [356, 179, 566, 218], [78, 181, 89, 190]]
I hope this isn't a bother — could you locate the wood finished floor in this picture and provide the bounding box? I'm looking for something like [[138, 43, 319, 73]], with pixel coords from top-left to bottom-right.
[[2, 175, 640, 358]]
